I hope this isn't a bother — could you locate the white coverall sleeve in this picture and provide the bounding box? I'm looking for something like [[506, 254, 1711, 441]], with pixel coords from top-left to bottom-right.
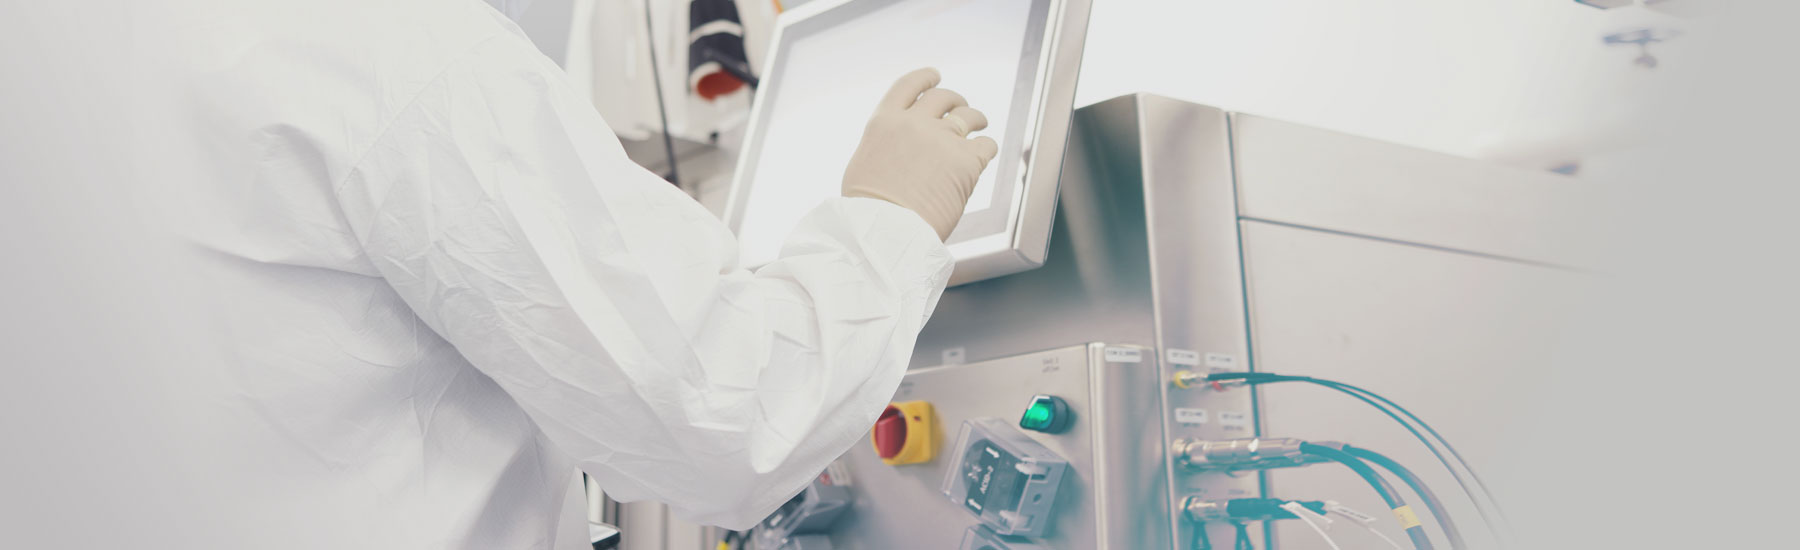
[[333, 35, 953, 528]]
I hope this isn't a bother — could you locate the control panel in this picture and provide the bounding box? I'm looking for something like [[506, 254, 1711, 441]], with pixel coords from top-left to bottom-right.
[[821, 343, 1169, 549]]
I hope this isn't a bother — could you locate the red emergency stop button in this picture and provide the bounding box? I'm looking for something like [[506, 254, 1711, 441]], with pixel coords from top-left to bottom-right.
[[870, 401, 935, 465]]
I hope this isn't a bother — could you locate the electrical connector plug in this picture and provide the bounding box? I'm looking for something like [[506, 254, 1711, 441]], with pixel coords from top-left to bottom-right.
[[1171, 438, 1331, 472]]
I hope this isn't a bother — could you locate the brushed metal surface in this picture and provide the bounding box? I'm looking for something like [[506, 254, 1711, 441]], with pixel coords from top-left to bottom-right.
[[1242, 220, 1584, 550], [829, 343, 1162, 549], [1230, 108, 1595, 549], [1230, 113, 1599, 268], [1086, 342, 1172, 549], [1129, 96, 1267, 549]]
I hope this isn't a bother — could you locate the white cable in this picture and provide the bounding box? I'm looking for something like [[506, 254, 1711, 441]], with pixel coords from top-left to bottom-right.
[[1282, 501, 1335, 528], [1281, 502, 1342, 550], [1325, 501, 1405, 550]]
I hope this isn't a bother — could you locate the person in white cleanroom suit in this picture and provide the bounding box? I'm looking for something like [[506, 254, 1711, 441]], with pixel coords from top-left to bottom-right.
[[0, 0, 996, 548]]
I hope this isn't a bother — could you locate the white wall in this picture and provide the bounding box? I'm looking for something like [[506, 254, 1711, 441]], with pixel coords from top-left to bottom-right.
[[1075, 0, 1691, 168], [523, 0, 1693, 172]]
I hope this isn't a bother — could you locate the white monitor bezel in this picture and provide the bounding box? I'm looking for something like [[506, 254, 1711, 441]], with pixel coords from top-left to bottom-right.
[[722, 0, 1091, 286]]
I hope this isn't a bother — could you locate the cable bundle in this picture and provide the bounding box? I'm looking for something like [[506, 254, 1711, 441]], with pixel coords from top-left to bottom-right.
[[1205, 371, 1513, 548]]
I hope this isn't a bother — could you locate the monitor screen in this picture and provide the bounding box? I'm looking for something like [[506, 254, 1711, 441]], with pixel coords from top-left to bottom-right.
[[726, 0, 1087, 286]]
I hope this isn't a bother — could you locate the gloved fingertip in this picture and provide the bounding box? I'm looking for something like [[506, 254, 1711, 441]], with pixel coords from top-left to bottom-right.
[[972, 136, 999, 163], [882, 68, 945, 111], [918, 67, 942, 84]]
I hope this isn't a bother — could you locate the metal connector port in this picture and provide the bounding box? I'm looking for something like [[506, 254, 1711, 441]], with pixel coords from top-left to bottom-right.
[[1171, 438, 1327, 472]]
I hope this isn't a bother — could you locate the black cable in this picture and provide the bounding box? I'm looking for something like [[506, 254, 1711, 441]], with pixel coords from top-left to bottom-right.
[[1192, 522, 1214, 550], [1209, 372, 1509, 540], [1325, 380, 1514, 536], [1344, 445, 1468, 550], [1232, 522, 1251, 550], [1309, 379, 1511, 541], [640, 0, 681, 188], [1300, 442, 1435, 550]]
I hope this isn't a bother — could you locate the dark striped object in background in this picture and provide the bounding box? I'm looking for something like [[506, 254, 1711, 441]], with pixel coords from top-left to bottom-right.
[[688, 0, 758, 100]]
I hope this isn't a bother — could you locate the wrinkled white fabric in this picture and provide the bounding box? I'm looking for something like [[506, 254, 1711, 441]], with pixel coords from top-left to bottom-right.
[[6, 0, 951, 547]]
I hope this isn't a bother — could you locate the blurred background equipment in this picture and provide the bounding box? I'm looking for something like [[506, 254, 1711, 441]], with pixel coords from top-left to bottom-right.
[[689, 0, 760, 97], [555, 0, 779, 195]]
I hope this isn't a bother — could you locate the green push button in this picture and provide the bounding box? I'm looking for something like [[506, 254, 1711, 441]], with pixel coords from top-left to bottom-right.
[[1019, 394, 1072, 433]]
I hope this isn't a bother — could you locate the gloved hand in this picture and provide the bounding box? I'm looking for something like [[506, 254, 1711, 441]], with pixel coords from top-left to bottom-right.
[[842, 68, 1000, 241]]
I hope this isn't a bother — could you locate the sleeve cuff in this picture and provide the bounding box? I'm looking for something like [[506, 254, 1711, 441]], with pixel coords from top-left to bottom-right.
[[773, 197, 955, 318]]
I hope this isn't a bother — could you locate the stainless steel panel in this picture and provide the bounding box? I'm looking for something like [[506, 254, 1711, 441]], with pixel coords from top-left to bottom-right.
[[1086, 344, 1176, 550], [1241, 220, 1585, 550], [1230, 113, 1599, 268], [1132, 96, 1265, 549], [829, 343, 1166, 549]]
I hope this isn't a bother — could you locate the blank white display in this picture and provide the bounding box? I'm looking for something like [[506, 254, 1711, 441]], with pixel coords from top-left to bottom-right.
[[735, 0, 1035, 268]]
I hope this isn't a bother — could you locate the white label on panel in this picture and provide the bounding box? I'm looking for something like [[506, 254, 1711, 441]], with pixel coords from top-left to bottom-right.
[[1219, 411, 1250, 432], [1204, 353, 1237, 369], [1166, 349, 1201, 366], [1174, 408, 1209, 426], [942, 347, 966, 365], [1104, 347, 1142, 363]]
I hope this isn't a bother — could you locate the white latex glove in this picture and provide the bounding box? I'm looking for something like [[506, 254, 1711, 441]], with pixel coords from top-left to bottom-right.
[[842, 68, 1000, 241]]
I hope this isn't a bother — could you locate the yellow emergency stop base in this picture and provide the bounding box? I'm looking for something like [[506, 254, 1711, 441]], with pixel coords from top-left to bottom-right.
[[874, 400, 936, 465]]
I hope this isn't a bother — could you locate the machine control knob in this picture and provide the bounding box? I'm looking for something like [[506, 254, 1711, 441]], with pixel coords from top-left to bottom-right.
[[871, 401, 936, 465], [873, 406, 908, 459]]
